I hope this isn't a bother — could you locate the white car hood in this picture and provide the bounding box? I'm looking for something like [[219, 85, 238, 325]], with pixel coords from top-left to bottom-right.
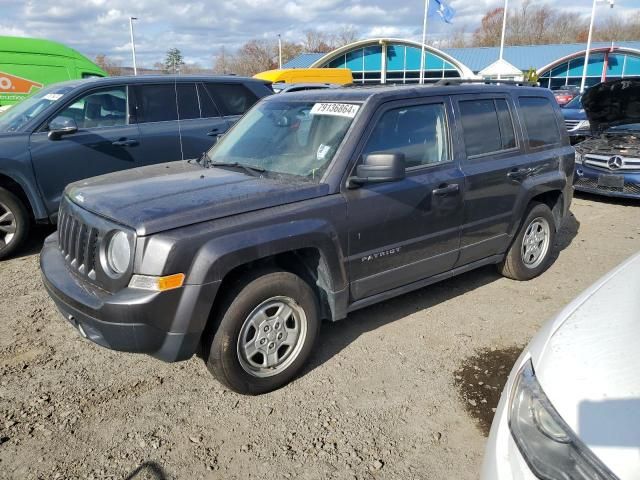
[[532, 252, 640, 479]]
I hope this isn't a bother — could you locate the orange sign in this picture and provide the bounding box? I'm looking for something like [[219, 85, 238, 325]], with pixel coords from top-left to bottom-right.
[[0, 72, 43, 94]]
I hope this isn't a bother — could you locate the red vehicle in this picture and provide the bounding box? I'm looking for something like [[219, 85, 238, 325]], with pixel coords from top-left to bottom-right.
[[551, 85, 580, 106]]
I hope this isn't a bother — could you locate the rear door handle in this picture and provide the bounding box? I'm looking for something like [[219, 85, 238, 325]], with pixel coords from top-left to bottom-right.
[[112, 138, 139, 147], [507, 167, 533, 180], [206, 128, 221, 136], [432, 183, 460, 196]]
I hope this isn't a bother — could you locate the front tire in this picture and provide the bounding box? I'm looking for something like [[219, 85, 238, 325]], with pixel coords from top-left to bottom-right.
[[0, 187, 29, 260], [498, 202, 556, 281], [205, 270, 320, 395]]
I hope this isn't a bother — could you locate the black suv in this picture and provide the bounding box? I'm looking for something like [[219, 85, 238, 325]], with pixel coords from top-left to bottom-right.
[[40, 83, 574, 394], [0, 75, 271, 259]]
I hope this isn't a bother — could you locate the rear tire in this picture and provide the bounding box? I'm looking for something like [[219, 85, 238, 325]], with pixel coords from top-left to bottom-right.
[[0, 187, 29, 260], [205, 270, 320, 395], [498, 202, 556, 281]]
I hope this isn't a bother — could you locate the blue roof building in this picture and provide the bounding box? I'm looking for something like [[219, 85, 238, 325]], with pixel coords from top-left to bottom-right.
[[283, 39, 640, 87]]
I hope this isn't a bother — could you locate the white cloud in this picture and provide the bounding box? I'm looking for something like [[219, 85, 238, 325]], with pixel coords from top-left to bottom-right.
[[0, 0, 638, 68]]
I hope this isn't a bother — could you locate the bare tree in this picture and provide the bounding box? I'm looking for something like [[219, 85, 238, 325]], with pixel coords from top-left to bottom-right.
[[95, 54, 123, 76], [303, 30, 333, 53], [332, 26, 359, 47]]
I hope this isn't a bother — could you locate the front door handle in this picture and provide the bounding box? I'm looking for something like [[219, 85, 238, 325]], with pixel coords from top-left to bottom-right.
[[112, 138, 139, 147], [432, 183, 460, 196], [206, 128, 221, 136]]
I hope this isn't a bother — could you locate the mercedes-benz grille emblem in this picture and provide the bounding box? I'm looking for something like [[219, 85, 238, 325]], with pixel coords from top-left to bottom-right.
[[608, 155, 624, 170]]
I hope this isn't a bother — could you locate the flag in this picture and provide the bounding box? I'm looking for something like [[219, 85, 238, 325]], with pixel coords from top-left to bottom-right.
[[430, 0, 455, 24]]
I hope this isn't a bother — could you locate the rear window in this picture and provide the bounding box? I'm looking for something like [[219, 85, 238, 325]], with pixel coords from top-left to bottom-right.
[[205, 83, 258, 116], [175, 83, 200, 120], [135, 84, 178, 123], [518, 96, 562, 148], [459, 98, 516, 157]]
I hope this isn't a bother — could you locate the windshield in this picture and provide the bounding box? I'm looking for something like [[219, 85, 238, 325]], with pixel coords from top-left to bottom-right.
[[205, 100, 360, 182], [607, 123, 640, 133], [0, 85, 74, 133], [563, 95, 582, 109]]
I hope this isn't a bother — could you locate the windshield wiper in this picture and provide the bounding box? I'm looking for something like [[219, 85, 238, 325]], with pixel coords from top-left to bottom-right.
[[207, 161, 266, 177]]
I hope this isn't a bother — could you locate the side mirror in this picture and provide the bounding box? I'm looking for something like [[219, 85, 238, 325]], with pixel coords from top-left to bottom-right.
[[348, 152, 406, 188], [48, 116, 78, 140]]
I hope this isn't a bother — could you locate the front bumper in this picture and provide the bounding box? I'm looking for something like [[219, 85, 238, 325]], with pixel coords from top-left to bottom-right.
[[40, 234, 219, 362], [574, 164, 640, 199]]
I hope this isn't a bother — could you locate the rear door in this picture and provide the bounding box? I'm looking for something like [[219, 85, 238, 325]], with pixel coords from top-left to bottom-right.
[[29, 85, 141, 215], [171, 82, 229, 159], [132, 83, 182, 162], [452, 93, 561, 266], [344, 97, 464, 300]]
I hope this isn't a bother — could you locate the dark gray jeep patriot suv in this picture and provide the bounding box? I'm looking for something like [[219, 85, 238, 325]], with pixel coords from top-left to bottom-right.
[[40, 83, 574, 394]]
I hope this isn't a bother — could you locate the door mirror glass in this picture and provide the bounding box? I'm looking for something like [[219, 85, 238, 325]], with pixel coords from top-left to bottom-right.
[[349, 152, 406, 187], [48, 116, 78, 140]]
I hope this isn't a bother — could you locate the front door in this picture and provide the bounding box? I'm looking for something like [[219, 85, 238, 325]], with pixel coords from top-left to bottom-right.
[[344, 98, 464, 301], [29, 85, 141, 216]]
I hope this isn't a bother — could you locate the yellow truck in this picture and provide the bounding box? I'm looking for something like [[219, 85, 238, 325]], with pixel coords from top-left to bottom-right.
[[254, 68, 353, 92]]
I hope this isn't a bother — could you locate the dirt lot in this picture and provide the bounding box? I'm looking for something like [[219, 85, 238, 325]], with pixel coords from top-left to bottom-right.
[[0, 193, 638, 480]]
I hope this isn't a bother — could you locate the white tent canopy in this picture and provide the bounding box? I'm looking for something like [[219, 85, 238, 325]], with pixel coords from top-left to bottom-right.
[[479, 58, 523, 80]]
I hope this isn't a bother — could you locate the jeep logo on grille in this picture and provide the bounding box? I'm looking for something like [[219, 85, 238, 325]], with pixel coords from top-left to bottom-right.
[[608, 155, 624, 170]]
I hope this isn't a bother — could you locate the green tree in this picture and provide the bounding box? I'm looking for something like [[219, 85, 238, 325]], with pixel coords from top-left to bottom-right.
[[164, 48, 184, 74]]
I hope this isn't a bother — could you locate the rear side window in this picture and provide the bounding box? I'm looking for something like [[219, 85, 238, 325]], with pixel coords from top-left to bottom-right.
[[197, 84, 221, 118], [205, 83, 258, 116], [363, 103, 450, 168], [176, 83, 200, 120], [135, 85, 178, 123], [518, 97, 561, 148], [459, 98, 516, 157]]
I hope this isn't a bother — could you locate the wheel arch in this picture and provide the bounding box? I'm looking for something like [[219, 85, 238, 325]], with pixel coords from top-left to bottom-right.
[[0, 171, 46, 222]]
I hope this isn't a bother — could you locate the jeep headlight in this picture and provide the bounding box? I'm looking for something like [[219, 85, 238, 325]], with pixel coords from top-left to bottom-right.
[[105, 231, 131, 275], [575, 151, 583, 165], [508, 360, 615, 480]]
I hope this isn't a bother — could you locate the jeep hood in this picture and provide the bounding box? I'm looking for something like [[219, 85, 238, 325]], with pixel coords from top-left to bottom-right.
[[582, 79, 640, 133], [65, 161, 329, 235]]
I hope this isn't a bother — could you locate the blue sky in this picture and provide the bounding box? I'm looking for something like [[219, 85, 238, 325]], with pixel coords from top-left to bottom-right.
[[1, 0, 638, 68]]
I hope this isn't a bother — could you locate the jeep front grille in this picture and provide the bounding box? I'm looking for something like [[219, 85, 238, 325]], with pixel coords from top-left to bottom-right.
[[58, 211, 99, 279]]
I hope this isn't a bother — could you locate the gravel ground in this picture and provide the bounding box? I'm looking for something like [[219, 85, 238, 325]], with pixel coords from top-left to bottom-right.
[[0, 193, 638, 480]]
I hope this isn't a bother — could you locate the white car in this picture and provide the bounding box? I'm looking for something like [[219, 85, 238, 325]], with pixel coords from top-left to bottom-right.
[[482, 252, 640, 480]]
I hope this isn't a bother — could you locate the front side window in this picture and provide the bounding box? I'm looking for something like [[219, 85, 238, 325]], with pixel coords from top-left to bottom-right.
[[205, 100, 359, 182], [459, 98, 516, 157], [57, 87, 127, 129], [362, 103, 450, 168], [518, 97, 562, 148]]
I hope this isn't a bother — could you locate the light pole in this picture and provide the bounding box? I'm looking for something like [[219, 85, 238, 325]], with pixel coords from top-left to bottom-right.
[[580, 0, 614, 93], [497, 0, 508, 80], [419, 0, 430, 85], [129, 16, 138, 76], [278, 34, 282, 69]]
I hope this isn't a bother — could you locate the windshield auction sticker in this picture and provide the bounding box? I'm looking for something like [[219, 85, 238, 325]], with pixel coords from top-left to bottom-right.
[[310, 103, 360, 118], [43, 93, 64, 101]]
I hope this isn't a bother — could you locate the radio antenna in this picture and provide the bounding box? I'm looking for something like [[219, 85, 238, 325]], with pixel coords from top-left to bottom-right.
[[174, 76, 184, 160]]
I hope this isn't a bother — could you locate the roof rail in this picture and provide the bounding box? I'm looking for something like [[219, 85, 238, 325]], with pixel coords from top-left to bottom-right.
[[434, 79, 540, 87]]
